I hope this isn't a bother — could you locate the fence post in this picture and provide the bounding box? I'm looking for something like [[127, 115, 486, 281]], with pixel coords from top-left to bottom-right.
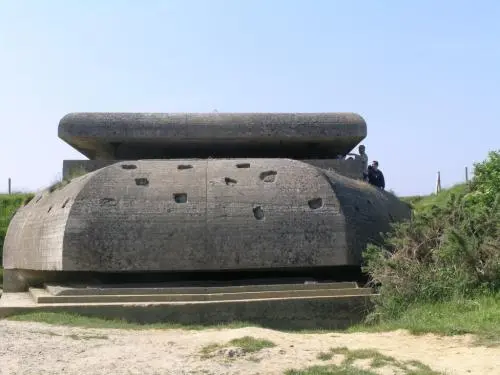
[[435, 171, 441, 194], [465, 166, 469, 183], [8, 177, 11, 194]]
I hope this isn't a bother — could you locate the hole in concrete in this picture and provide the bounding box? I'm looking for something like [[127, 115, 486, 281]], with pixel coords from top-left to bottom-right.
[[135, 178, 149, 186], [35, 195, 42, 203], [308, 198, 323, 210], [99, 198, 117, 206], [253, 206, 265, 220], [224, 177, 237, 186], [177, 164, 193, 170], [236, 163, 250, 169], [260, 170, 277, 183], [62, 198, 70, 208], [173, 193, 187, 203], [47, 206, 52, 213], [367, 199, 372, 205], [121, 164, 137, 170]]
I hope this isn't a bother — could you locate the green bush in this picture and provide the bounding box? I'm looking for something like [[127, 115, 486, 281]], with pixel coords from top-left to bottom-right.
[[364, 151, 500, 320], [469, 150, 500, 208]]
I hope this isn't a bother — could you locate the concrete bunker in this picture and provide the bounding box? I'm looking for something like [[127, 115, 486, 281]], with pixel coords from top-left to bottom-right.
[[2, 112, 411, 294]]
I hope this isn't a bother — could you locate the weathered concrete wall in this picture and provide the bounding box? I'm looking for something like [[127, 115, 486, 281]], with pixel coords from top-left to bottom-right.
[[62, 160, 117, 180], [3, 174, 90, 271], [304, 158, 363, 180], [62, 159, 349, 271], [63, 158, 364, 180], [4, 159, 410, 281], [58, 112, 367, 160], [322, 171, 411, 265]]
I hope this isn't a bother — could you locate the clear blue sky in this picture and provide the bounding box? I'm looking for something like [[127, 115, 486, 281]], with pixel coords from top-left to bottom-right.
[[1, 0, 499, 196]]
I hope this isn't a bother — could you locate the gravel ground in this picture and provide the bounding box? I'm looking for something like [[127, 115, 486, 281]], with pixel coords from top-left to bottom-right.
[[0, 320, 499, 375]]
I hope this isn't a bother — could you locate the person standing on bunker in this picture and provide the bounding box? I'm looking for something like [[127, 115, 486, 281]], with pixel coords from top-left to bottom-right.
[[347, 144, 368, 180], [367, 161, 385, 190]]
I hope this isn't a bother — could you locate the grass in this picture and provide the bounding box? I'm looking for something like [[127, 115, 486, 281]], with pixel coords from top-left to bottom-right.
[[317, 347, 394, 365], [348, 293, 500, 346], [4, 295, 499, 348], [290, 347, 443, 375], [229, 336, 276, 352], [200, 343, 223, 358], [7, 295, 499, 346], [200, 336, 276, 358], [8, 311, 255, 330], [400, 183, 468, 210]]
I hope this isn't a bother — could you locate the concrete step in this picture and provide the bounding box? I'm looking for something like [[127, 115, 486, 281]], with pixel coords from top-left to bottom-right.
[[44, 281, 360, 297], [0, 290, 375, 330], [30, 286, 373, 304]]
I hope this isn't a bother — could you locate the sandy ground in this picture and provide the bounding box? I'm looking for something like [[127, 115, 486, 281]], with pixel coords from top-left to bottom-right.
[[0, 320, 498, 375]]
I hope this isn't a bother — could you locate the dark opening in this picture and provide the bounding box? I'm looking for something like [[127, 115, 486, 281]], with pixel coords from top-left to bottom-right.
[[174, 193, 188, 203], [113, 140, 349, 160], [236, 163, 250, 169], [308, 198, 323, 210], [177, 164, 193, 170], [62, 198, 70, 208], [253, 206, 265, 220], [224, 177, 237, 186], [121, 164, 137, 170], [259, 170, 277, 182], [135, 178, 149, 186]]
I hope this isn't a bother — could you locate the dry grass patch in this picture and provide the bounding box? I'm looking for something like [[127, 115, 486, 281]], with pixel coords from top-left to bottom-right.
[[200, 336, 276, 359], [293, 347, 443, 375]]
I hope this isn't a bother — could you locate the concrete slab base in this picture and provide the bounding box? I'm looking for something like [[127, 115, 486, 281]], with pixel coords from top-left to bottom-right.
[[0, 282, 375, 329]]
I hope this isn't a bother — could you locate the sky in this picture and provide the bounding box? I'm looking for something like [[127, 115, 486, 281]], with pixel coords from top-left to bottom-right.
[[0, 0, 499, 197]]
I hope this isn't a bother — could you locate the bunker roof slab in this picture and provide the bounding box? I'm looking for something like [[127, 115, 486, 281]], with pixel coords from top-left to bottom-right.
[[58, 112, 367, 160]]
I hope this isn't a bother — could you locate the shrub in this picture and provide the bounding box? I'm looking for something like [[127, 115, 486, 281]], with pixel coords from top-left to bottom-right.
[[363, 151, 500, 319], [469, 150, 500, 208]]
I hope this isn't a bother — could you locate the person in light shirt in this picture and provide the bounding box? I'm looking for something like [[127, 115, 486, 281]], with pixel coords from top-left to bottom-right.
[[347, 144, 368, 180]]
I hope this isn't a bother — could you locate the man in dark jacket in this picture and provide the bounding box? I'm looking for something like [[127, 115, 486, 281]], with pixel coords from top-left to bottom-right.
[[367, 161, 385, 189]]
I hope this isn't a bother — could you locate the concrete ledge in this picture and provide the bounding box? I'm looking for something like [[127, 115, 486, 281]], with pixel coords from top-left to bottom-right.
[[0, 293, 374, 329], [29, 287, 373, 304], [45, 281, 360, 296]]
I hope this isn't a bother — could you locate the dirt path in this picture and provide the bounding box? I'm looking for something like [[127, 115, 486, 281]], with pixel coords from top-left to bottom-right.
[[0, 320, 498, 375]]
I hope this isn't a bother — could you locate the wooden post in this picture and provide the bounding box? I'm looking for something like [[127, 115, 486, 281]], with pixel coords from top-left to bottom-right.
[[8, 178, 11, 194], [435, 171, 441, 194], [465, 166, 469, 183]]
